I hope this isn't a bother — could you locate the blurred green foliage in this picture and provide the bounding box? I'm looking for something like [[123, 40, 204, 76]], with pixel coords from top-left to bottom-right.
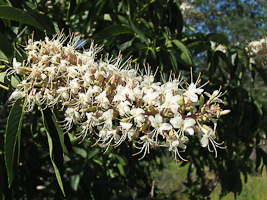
[[0, 0, 267, 199]]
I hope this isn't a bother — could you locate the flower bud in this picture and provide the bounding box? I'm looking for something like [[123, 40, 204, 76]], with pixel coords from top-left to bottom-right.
[[198, 94, 204, 108], [146, 105, 155, 113], [140, 123, 149, 132], [121, 118, 130, 123], [220, 109, 231, 116], [178, 95, 185, 106]]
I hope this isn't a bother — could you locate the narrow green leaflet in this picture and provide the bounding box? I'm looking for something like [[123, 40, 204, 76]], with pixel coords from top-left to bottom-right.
[[94, 24, 134, 41], [51, 109, 69, 155], [172, 39, 194, 67], [0, 32, 13, 63], [5, 99, 24, 185], [86, 0, 106, 33], [40, 108, 65, 196], [130, 22, 149, 46], [0, 5, 43, 30]]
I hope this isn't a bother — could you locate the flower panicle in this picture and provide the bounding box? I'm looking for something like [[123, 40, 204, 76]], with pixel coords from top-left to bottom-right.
[[6, 32, 229, 161]]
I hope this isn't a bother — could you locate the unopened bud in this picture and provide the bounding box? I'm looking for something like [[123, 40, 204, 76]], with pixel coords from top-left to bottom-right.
[[185, 106, 193, 112], [198, 94, 204, 108], [94, 80, 100, 86], [121, 118, 130, 123], [146, 105, 155, 113], [140, 123, 149, 132], [178, 95, 185, 106], [88, 106, 96, 112], [220, 110, 231, 116]]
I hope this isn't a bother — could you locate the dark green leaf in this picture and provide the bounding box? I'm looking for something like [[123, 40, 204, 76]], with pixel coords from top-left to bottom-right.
[[233, 46, 250, 69], [5, 99, 24, 185], [70, 174, 80, 191], [0, 32, 13, 63], [40, 108, 65, 196], [51, 109, 69, 155], [130, 22, 149, 46], [94, 24, 134, 41], [0, 6, 43, 30], [172, 39, 194, 66], [207, 33, 229, 46], [86, 0, 106, 33], [73, 147, 87, 158], [255, 67, 267, 87], [0, 0, 7, 6]]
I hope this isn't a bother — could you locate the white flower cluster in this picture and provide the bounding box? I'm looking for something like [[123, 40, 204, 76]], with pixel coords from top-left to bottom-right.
[[7, 32, 230, 161], [246, 37, 267, 66], [210, 41, 227, 53], [179, 0, 204, 24]]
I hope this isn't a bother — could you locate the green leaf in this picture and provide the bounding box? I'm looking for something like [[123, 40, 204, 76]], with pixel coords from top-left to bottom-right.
[[5, 99, 24, 185], [0, 5, 43, 30], [0, 71, 21, 89], [86, 0, 106, 33], [0, 72, 6, 83], [11, 74, 21, 89], [51, 109, 69, 155], [70, 174, 80, 191], [130, 21, 149, 46], [40, 108, 65, 196], [172, 39, 194, 66], [0, 0, 7, 5], [233, 46, 250, 69], [0, 32, 13, 63], [207, 33, 229, 46], [117, 163, 125, 176], [94, 24, 134, 41], [255, 67, 267, 87], [73, 147, 87, 158]]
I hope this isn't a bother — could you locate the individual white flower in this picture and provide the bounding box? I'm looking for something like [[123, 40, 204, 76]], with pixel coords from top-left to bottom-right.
[[160, 91, 180, 113], [12, 58, 23, 74], [170, 113, 195, 136], [120, 122, 133, 132], [82, 71, 92, 87], [9, 89, 23, 101], [126, 85, 142, 101], [133, 135, 155, 160], [113, 85, 127, 102], [60, 107, 80, 132], [149, 114, 172, 142], [58, 60, 69, 73], [204, 87, 225, 104], [184, 82, 203, 103], [113, 122, 134, 146], [95, 91, 110, 109], [103, 109, 114, 129], [67, 66, 78, 78], [130, 108, 145, 127], [142, 88, 160, 106], [69, 78, 80, 94], [164, 137, 188, 162], [198, 125, 226, 158], [76, 112, 98, 142], [117, 101, 131, 116], [56, 87, 70, 101]]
